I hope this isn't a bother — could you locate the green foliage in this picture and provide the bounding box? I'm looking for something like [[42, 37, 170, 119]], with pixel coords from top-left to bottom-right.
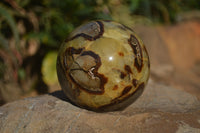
[[0, 62, 6, 80], [0, 3, 19, 49], [127, 0, 200, 23], [20, 0, 110, 48]]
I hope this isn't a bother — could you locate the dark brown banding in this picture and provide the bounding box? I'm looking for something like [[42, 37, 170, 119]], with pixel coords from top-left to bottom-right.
[[143, 46, 150, 69], [63, 47, 84, 70], [120, 72, 126, 79], [97, 73, 108, 94], [118, 52, 124, 56], [67, 33, 94, 41], [112, 85, 118, 90], [124, 65, 132, 74], [82, 50, 108, 93], [137, 82, 145, 90], [65, 21, 104, 42], [132, 79, 138, 87], [112, 68, 127, 79], [117, 24, 134, 32], [95, 21, 104, 38], [81, 51, 101, 64], [117, 25, 127, 31], [96, 82, 145, 111], [148, 61, 150, 68], [128, 34, 143, 72], [118, 65, 132, 79], [134, 58, 142, 72], [66, 47, 84, 56], [122, 24, 134, 32], [65, 47, 107, 94], [122, 86, 132, 95]]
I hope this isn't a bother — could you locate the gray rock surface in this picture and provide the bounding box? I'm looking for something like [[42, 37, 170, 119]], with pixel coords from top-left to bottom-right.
[[0, 80, 200, 133]]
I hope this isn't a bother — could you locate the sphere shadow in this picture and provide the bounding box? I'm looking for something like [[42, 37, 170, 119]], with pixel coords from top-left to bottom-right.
[[49, 90, 71, 103], [48, 87, 144, 113], [49, 90, 88, 110]]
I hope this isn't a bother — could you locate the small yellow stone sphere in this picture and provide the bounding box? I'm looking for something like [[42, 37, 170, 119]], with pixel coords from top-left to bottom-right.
[[57, 20, 150, 111]]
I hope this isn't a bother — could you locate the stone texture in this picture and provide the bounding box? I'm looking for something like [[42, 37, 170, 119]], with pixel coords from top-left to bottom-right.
[[0, 80, 200, 133]]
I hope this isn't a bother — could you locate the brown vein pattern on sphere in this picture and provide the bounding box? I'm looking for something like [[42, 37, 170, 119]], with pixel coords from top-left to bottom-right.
[[57, 20, 150, 111]]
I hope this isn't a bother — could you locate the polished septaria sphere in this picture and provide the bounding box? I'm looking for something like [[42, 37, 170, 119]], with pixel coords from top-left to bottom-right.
[[57, 20, 150, 111]]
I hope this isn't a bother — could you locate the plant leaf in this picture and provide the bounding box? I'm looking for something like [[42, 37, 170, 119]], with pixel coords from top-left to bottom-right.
[[0, 4, 20, 50]]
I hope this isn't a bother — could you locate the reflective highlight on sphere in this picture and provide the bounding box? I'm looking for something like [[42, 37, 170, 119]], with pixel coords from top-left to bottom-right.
[[57, 20, 150, 111], [109, 56, 113, 61]]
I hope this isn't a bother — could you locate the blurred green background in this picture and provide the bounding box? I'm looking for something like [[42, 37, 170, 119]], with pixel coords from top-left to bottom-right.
[[0, 0, 200, 105]]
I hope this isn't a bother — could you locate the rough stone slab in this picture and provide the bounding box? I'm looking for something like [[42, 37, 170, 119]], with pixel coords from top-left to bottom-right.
[[0, 80, 200, 133]]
